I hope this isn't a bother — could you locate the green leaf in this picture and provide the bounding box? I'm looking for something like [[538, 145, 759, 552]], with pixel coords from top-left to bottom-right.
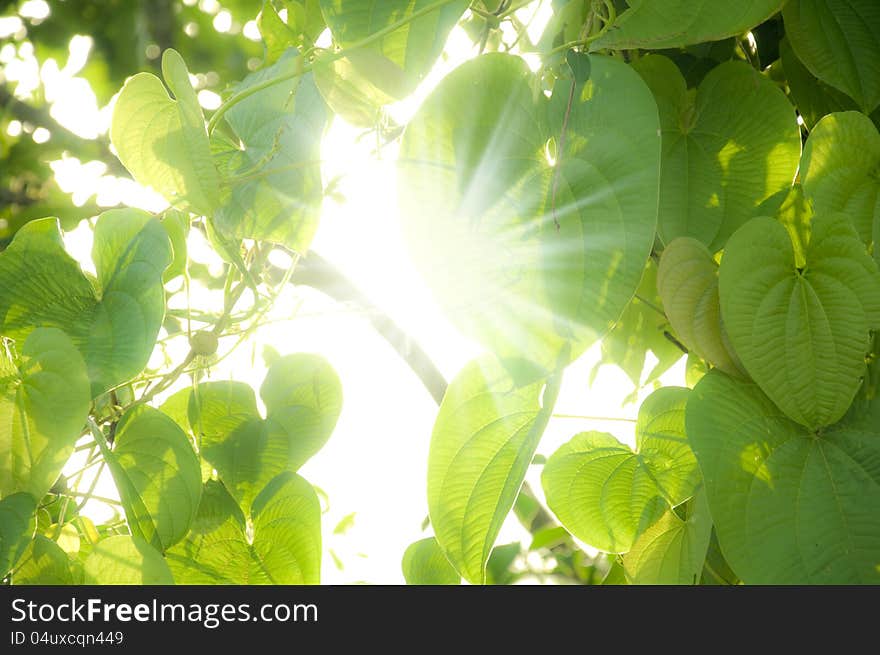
[[167, 474, 322, 584], [0, 213, 172, 397], [657, 237, 743, 376], [592, 0, 786, 51], [542, 387, 698, 553], [783, 0, 880, 114], [719, 213, 880, 429], [399, 53, 661, 374], [12, 535, 74, 585], [632, 55, 801, 250], [686, 370, 880, 583], [597, 259, 684, 389], [83, 535, 174, 585], [428, 356, 559, 584], [622, 490, 712, 585], [800, 111, 880, 248], [109, 405, 202, 550], [249, 472, 322, 584], [110, 49, 220, 215], [780, 37, 858, 130], [771, 183, 814, 268], [601, 560, 628, 585], [161, 209, 190, 283], [700, 530, 740, 585], [212, 52, 328, 254], [0, 329, 90, 499], [0, 492, 36, 576], [188, 354, 342, 513], [402, 537, 460, 585], [485, 542, 523, 585], [319, 0, 469, 100], [312, 52, 396, 127], [258, 1, 300, 64]]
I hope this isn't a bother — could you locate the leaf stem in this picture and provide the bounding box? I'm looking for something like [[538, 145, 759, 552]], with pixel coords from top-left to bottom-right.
[[206, 0, 463, 134]]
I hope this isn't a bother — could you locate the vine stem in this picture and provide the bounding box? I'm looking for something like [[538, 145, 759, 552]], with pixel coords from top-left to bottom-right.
[[206, 0, 463, 134], [67, 490, 122, 508], [552, 413, 636, 422]]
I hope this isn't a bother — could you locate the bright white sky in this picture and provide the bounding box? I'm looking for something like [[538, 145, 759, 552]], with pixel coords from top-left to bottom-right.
[[5, 1, 687, 583]]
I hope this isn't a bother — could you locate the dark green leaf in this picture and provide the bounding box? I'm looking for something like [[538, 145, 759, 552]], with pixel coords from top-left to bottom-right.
[[687, 370, 880, 583], [632, 55, 801, 250], [719, 214, 880, 428], [0, 492, 36, 577]]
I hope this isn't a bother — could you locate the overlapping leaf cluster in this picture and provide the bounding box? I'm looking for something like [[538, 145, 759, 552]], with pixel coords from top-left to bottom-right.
[[2, 0, 879, 586]]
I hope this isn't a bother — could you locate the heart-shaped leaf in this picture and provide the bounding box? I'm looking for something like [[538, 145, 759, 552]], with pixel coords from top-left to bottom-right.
[[687, 370, 880, 584], [12, 535, 75, 585], [105, 405, 202, 551], [212, 52, 329, 254], [83, 535, 174, 585], [622, 490, 712, 585], [632, 55, 801, 250], [319, 0, 469, 101], [0, 212, 172, 397], [187, 354, 342, 513], [591, 0, 786, 51], [783, 0, 880, 114], [166, 473, 322, 584], [399, 53, 661, 374], [657, 237, 743, 376], [0, 492, 36, 577], [800, 111, 880, 249], [0, 328, 90, 499], [719, 213, 880, 428], [428, 356, 559, 584], [402, 537, 460, 585], [542, 387, 698, 553], [111, 49, 220, 215]]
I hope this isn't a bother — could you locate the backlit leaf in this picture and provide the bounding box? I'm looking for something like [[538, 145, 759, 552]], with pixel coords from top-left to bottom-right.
[[110, 49, 220, 215], [319, 0, 469, 100], [633, 55, 801, 250], [592, 1, 786, 51], [12, 535, 74, 585], [212, 52, 329, 254], [83, 535, 174, 585], [0, 329, 90, 500], [399, 53, 660, 374], [799, 111, 880, 248], [719, 213, 880, 428], [622, 490, 712, 584], [167, 474, 322, 584], [427, 356, 555, 584], [109, 405, 202, 550], [542, 387, 697, 553], [0, 492, 36, 576], [187, 354, 342, 513], [402, 537, 460, 585], [0, 212, 172, 396]]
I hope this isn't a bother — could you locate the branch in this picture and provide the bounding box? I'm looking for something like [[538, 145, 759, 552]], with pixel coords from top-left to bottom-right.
[[274, 251, 450, 405]]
